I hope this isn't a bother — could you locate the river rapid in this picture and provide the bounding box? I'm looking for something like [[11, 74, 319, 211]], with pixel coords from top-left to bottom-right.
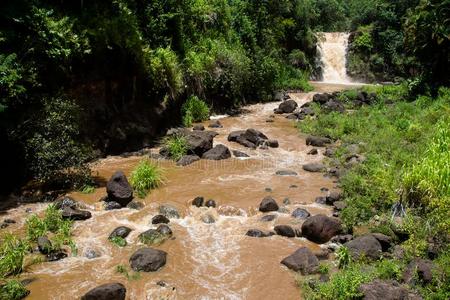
[[2, 82, 356, 300]]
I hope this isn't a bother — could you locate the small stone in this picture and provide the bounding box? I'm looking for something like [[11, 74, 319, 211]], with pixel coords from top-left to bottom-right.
[[159, 205, 180, 219], [84, 249, 100, 259], [292, 208, 311, 219], [260, 214, 276, 222], [274, 225, 296, 237], [265, 187, 272, 192], [192, 197, 204, 207], [259, 196, 279, 212], [307, 149, 318, 155], [275, 170, 298, 176], [289, 184, 298, 188], [205, 199, 216, 208], [104, 201, 122, 210], [193, 124, 205, 131], [232, 150, 249, 158]]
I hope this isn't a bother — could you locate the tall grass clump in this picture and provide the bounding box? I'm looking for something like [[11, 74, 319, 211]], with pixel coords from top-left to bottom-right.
[[162, 134, 188, 161], [0, 279, 29, 300], [181, 95, 210, 127], [0, 235, 29, 278], [130, 159, 164, 198]]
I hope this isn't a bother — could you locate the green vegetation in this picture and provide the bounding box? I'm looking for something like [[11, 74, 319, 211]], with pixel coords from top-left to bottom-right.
[[298, 84, 450, 299], [116, 264, 141, 281], [109, 236, 127, 248], [162, 134, 189, 161], [130, 160, 164, 198], [80, 185, 95, 194], [0, 279, 29, 300], [181, 96, 210, 127], [0, 235, 29, 278]]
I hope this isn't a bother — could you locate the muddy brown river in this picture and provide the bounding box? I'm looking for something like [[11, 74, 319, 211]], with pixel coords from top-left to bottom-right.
[[2, 83, 356, 299]]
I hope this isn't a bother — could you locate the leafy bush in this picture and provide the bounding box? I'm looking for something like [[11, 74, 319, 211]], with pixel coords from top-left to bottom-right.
[[130, 160, 164, 198], [162, 134, 188, 161], [181, 95, 210, 127], [0, 279, 29, 300]]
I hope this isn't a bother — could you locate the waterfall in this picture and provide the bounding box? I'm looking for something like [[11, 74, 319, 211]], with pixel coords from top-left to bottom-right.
[[318, 32, 351, 83]]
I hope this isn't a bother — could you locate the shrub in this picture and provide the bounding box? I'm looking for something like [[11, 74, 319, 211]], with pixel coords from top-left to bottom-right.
[[336, 246, 351, 269], [162, 134, 188, 161], [181, 95, 210, 127], [0, 279, 29, 300], [130, 160, 164, 198]]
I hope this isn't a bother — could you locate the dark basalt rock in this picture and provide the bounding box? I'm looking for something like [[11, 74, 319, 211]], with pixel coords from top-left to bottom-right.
[[359, 280, 414, 300], [276, 99, 298, 113], [246, 229, 272, 238], [232, 150, 249, 158], [275, 170, 298, 176], [302, 163, 326, 172], [109, 226, 132, 239], [259, 196, 279, 212], [267, 139, 279, 148], [403, 258, 434, 285], [104, 201, 122, 210], [61, 207, 92, 220], [205, 199, 217, 208], [281, 247, 319, 275], [331, 234, 353, 244], [292, 208, 311, 219], [176, 154, 200, 166], [306, 136, 331, 147], [371, 233, 392, 252], [81, 283, 126, 300], [54, 196, 78, 210], [344, 235, 382, 260], [192, 196, 204, 207], [228, 130, 245, 142], [185, 131, 215, 156], [106, 171, 133, 207], [152, 214, 170, 224], [301, 215, 342, 244], [47, 250, 67, 262], [312, 93, 331, 105], [202, 144, 231, 160], [260, 214, 277, 222], [130, 248, 167, 272], [274, 225, 296, 237], [307, 148, 318, 155], [156, 224, 173, 236]]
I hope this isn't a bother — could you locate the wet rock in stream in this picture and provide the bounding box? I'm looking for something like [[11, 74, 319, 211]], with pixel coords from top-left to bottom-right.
[[228, 128, 269, 149], [130, 248, 167, 272], [191, 196, 204, 207], [275, 170, 298, 176], [37, 236, 52, 254], [302, 162, 326, 172], [104, 201, 122, 210], [105, 171, 134, 207], [274, 225, 296, 237], [274, 99, 298, 114], [81, 282, 126, 300], [193, 124, 205, 131], [152, 215, 170, 224], [109, 226, 132, 239], [281, 247, 319, 275], [159, 204, 180, 219], [301, 214, 342, 244], [259, 196, 279, 212], [202, 144, 231, 160], [176, 154, 200, 166], [61, 207, 92, 221], [139, 226, 172, 245], [260, 214, 276, 222], [208, 120, 223, 128], [84, 249, 101, 259], [246, 229, 273, 238], [205, 199, 217, 208], [232, 150, 249, 158], [291, 208, 311, 219], [307, 148, 318, 155]]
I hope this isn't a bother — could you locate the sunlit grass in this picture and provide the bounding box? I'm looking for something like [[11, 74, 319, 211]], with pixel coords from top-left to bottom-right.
[[130, 160, 164, 198]]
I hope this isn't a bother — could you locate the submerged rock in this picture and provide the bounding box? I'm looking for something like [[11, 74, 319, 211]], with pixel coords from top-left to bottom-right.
[[130, 248, 167, 272], [159, 204, 180, 219], [152, 215, 170, 224], [208, 120, 223, 128], [281, 247, 319, 275], [301, 215, 342, 244], [193, 124, 205, 131], [232, 150, 249, 158], [104, 201, 122, 210], [274, 225, 296, 237], [260, 214, 277, 222], [191, 196, 204, 207], [106, 171, 133, 207], [246, 229, 272, 238], [259, 196, 279, 212], [302, 163, 326, 172], [176, 154, 200, 166], [84, 249, 100, 259], [275, 170, 298, 176], [81, 283, 126, 300]]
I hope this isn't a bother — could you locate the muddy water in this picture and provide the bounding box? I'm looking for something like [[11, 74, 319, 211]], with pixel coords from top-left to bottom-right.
[[4, 83, 351, 299]]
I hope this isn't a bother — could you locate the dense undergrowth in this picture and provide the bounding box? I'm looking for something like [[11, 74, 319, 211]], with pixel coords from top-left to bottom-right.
[[298, 84, 450, 299]]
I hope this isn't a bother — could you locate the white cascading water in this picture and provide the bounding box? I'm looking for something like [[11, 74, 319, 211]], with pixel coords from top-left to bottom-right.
[[318, 32, 351, 83]]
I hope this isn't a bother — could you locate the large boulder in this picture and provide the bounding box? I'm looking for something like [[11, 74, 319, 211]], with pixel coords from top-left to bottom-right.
[[242, 129, 268, 144], [312, 93, 331, 104], [228, 130, 245, 142], [259, 196, 279, 212], [228, 129, 268, 148], [185, 131, 215, 156], [344, 235, 382, 260], [359, 280, 415, 300], [323, 100, 345, 113], [306, 136, 331, 147], [106, 171, 133, 207], [129, 248, 167, 272], [281, 247, 319, 275], [301, 215, 342, 244], [277, 100, 298, 113], [176, 154, 200, 166], [202, 144, 231, 160], [81, 283, 126, 300]]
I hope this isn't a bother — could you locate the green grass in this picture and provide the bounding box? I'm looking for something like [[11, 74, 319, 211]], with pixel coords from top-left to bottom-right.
[[181, 95, 210, 127], [0, 235, 29, 278], [0, 279, 29, 300], [130, 159, 164, 198], [162, 134, 189, 161], [109, 236, 127, 247], [80, 184, 95, 194]]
